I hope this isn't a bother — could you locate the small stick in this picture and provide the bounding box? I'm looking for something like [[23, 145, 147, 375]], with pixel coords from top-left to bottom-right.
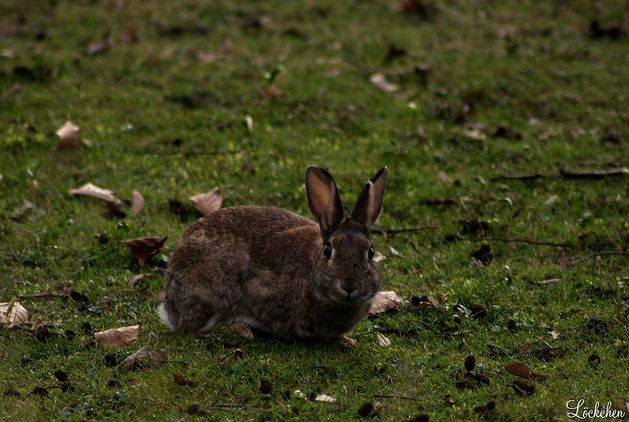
[[559, 167, 629, 179], [490, 173, 550, 182], [482, 237, 574, 248]]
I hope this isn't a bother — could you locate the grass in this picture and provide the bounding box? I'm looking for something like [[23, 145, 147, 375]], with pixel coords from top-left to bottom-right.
[[1, 0, 628, 420]]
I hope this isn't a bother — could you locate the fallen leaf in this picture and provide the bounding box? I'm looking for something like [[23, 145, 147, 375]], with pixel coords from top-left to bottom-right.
[[121, 236, 167, 266], [0, 301, 29, 328], [377, 333, 391, 347], [0, 49, 16, 58], [131, 190, 144, 215], [245, 115, 254, 132], [464, 127, 486, 141], [173, 373, 195, 387], [119, 346, 167, 372], [389, 246, 403, 258], [87, 39, 110, 56], [438, 170, 452, 183], [512, 380, 535, 396], [196, 51, 223, 63], [127, 274, 146, 286], [314, 393, 336, 403], [69, 182, 122, 205], [369, 291, 408, 315], [370, 73, 399, 92], [373, 251, 386, 263], [262, 85, 284, 99], [56, 121, 81, 149], [549, 329, 560, 340], [505, 362, 548, 381], [94, 325, 140, 347], [189, 188, 223, 217]]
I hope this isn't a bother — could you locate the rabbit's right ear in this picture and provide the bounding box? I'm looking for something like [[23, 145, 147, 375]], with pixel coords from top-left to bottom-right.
[[306, 165, 343, 235]]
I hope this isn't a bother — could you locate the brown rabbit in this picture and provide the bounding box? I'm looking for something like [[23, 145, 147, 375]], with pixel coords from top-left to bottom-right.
[[158, 165, 387, 341]]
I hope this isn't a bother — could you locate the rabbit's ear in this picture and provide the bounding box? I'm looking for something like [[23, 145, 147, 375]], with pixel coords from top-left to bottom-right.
[[351, 167, 388, 233], [306, 165, 344, 234]]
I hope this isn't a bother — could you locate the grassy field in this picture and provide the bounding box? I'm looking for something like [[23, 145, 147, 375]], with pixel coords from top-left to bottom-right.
[[1, 0, 628, 420]]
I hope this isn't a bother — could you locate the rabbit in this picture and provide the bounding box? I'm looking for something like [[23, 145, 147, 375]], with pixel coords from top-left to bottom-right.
[[158, 165, 388, 341]]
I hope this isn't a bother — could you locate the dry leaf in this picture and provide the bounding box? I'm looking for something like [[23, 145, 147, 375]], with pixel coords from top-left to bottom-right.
[[438, 170, 452, 183], [377, 333, 391, 347], [119, 346, 167, 372], [373, 251, 386, 263], [0, 49, 16, 58], [369, 291, 407, 315], [245, 115, 254, 132], [0, 301, 29, 328], [189, 188, 223, 217], [69, 182, 122, 205], [131, 190, 145, 215], [196, 51, 223, 63], [121, 236, 167, 266], [505, 362, 548, 381], [56, 121, 81, 149], [314, 394, 336, 403], [94, 325, 140, 347], [370, 73, 399, 92], [262, 85, 284, 99], [549, 330, 560, 340], [87, 39, 109, 55], [127, 274, 146, 286], [464, 128, 486, 140]]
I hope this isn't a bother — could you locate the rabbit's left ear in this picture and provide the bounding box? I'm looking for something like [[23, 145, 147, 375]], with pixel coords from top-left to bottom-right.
[[351, 167, 388, 233]]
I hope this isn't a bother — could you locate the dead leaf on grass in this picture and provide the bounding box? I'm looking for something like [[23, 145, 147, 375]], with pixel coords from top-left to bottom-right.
[[173, 373, 195, 387], [131, 190, 145, 215], [505, 362, 548, 381], [189, 188, 223, 217], [373, 251, 386, 263], [369, 291, 408, 315], [377, 333, 391, 347], [121, 236, 167, 266], [94, 325, 140, 347], [370, 73, 399, 93], [56, 121, 81, 149], [127, 274, 146, 286], [69, 182, 122, 205], [119, 346, 167, 372], [262, 85, 284, 99], [245, 115, 254, 132], [464, 127, 486, 140], [314, 393, 336, 403], [0, 301, 30, 328], [549, 329, 560, 340]]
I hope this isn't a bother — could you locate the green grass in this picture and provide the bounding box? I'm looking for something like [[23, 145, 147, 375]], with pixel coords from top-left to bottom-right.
[[1, 0, 628, 420]]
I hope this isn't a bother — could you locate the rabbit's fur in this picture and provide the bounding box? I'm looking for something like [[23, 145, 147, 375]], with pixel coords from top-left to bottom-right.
[[159, 166, 387, 340]]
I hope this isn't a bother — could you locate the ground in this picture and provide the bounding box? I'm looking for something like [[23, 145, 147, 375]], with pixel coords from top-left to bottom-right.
[[1, 0, 628, 420]]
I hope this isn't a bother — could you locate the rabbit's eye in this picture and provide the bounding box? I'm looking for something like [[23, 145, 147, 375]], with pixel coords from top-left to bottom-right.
[[368, 246, 374, 261], [323, 242, 332, 259]]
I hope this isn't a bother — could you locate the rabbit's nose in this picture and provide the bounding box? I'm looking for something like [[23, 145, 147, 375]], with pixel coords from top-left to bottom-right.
[[342, 285, 357, 295]]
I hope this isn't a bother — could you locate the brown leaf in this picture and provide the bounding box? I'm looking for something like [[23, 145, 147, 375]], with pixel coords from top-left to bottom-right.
[[262, 85, 284, 99], [69, 182, 122, 205], [121, 236, 167, 266], [370, 73, 399, 93], [438, 170, 452, 183], [464, 127, 486, 140], [377, 333, 391, 347], [549, 329, 560, 340], [369, 291, 408, 315], [512, 380, 535, 396], [94, 325, 140, 347], [505, 362, 548, 381], [119, 346, 167, 373], [0, 301, 30, 328], [173, 373, 195, 387], [131, 190, 145, 215], [189, 188, 223, 217], [56, 121, 81, 149], [87, 39, 110, 56], [127, 274, 146, 286]]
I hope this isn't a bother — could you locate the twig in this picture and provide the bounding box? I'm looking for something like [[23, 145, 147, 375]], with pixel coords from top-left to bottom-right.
[[491, 167, 628, 182], [18, 292, 68, 300], [559, 167, 629, 179], [373, 393, 416, 401], [373, 226, 438, 235], [490, 173, 550, 182], [482, 237, 574, 248]]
